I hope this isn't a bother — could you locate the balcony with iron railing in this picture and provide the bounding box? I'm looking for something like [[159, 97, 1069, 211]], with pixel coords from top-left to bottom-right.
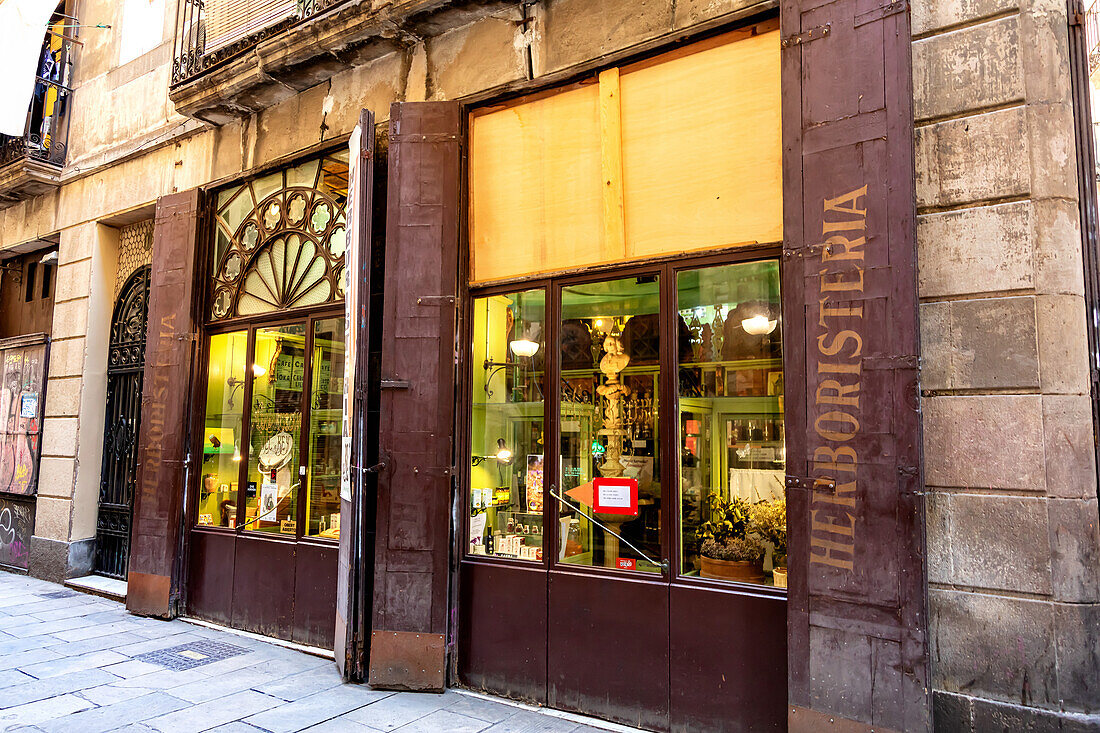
[[0, 19, 73, 209], [172, 0, 352, 87], [169, 0, 508, 124]]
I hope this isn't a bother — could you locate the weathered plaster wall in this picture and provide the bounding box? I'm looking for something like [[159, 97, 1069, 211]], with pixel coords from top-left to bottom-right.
[[911, 0, 1100, 726]]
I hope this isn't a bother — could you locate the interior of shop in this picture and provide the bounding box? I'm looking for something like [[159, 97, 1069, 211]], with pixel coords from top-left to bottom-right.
[[198, 317, 345, 539], [467, 260, 785, 586]]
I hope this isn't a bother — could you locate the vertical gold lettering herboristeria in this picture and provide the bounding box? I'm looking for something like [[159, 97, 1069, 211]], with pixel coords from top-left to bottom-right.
[[809, 185, 868, 573]]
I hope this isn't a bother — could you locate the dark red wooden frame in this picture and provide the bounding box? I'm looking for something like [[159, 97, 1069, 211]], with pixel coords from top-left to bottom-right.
[[457, 246, 788, 732]]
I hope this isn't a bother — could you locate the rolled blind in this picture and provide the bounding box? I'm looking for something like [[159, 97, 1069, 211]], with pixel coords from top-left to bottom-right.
[[205, 0, 296, 53]]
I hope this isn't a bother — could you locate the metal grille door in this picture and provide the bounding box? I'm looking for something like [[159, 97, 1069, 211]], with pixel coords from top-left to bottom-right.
[[94, 266, 150, 579]]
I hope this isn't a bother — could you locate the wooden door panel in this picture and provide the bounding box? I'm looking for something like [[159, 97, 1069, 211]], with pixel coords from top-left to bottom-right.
[[781, 0, 930, 729], [370, 101, 462, 691], [294, 542, 339, 648], [186, 530, 235, 627], [231, 535, 296, 640], [669, 585, 786, 733], [548, 570, 669, 731], [458, 562, 548, 705]]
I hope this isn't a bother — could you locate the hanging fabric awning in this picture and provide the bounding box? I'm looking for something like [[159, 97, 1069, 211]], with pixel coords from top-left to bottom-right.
[[0, 0, 59, 137]]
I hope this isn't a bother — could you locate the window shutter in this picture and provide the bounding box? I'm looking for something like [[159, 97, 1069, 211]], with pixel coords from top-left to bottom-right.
[[128, 189, 203, 619], [336, 109, 377, 682], [369, 102, 462, 692], [205, 0, 296, 52], [780, 2, 931, 731]]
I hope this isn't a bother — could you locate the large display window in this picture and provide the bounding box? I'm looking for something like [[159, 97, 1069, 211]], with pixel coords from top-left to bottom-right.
[[197, 314, 345, 540], [468, 289, 546, 561], [465, 257, 785, 587], [186, 149, 349, 649], [194, 149, 349, 542]]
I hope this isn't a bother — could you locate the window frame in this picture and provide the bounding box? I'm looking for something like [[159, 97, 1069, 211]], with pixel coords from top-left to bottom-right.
[[191, 303, 345, 545], [459, 244, 787, 595]]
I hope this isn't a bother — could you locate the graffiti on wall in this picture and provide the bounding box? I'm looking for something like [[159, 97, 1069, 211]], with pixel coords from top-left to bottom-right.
[[0, 497, 33, 569]]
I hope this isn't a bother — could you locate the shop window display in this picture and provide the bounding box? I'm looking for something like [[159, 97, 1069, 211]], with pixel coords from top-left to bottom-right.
[[306, 317, 345, 538], [198, 331, 247, 528], [243, 324, 306, 535], [464, 261, 785, 587], [558, 276, 663, 573], [198, 318, 346, 540], [678, 260, 786, 586], [468, 289, 546, 561], [196, 151, 349, 542]]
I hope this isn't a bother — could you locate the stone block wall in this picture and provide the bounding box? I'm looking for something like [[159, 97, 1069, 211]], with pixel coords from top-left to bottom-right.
[[911, 0, 1100, 727], [30, 223, 119, 582]]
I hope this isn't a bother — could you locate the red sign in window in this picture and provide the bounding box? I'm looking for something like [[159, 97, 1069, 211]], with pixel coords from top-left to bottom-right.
[[592, 477, 639, 516], [616, 557, 636, 571]]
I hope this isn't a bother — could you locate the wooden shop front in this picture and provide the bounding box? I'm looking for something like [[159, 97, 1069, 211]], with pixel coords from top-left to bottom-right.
[[182, 151, 352, 648], [361, 3, 930, 731], [458, 25, 788, 732], [125, 0, 931, 729]]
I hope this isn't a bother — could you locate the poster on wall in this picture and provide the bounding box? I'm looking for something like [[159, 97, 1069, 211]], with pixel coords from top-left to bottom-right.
[[0, 497, 33, 570], [525, 455, 543, 514], [340, 123, 362, 504], [0, 341, 46, 497], [257, 481, 279, 523]]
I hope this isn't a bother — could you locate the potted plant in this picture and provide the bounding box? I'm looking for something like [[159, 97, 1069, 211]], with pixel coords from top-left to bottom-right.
[[751, 498, 787, 588], [698, 494, 766, 582]]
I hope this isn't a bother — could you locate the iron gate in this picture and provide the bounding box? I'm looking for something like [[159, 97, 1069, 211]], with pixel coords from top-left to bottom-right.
[[94, 266, 150, 579]]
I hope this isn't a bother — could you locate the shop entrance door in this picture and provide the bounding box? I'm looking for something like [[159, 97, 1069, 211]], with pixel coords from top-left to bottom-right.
[[186, 315, 346, 647], [94, 266, 150, 579], [183, 149, 351, 648], [460, 258, 788, 731]]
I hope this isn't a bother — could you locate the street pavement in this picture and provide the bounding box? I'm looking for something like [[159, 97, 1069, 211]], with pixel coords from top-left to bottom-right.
[[0, 572, 627, 733]]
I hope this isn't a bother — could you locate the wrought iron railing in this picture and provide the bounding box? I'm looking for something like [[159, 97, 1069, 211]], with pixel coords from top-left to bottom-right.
[[0, 33, 73, 169], [172, 0, 354, 86]]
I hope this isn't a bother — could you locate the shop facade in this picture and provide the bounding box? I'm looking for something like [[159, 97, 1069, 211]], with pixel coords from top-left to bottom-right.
[[451, 29, 791, 729], [1, 0, 1099, 731]]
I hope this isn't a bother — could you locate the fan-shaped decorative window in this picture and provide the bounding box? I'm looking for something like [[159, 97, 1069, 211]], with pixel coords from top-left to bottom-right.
[[209, 151, 349, 321]]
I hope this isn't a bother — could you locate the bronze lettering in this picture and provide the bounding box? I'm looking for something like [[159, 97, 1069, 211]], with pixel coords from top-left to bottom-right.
[[816, 330, 863, 358], [820, 268, 865, 293], [809, 536, 855, 570], [814, 411, 860, 442], [822, 234, 866, 261], [813, 446, 857, 474], [823, 185, 868, 218], [812, 509, 856, 537], [815, 379, 860, 408], [809, 185, 868, 574], [818, 300, 864, 327]]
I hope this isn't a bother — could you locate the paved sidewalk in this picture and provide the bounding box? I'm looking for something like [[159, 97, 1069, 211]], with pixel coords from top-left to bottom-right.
[[0, 572, 622, 733]]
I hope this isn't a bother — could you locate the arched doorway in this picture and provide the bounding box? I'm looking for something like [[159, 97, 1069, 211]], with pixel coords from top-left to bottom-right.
[[94, 265, 150, 579]]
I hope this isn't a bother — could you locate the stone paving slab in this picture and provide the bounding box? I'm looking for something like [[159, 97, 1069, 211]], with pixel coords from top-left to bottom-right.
[[0, 571, 638, 733]]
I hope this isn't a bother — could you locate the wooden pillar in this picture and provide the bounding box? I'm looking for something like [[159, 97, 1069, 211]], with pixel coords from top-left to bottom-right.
[[127, 189, 202, 618], [780, 1, 930, 731], [369, 102, 462, 691]]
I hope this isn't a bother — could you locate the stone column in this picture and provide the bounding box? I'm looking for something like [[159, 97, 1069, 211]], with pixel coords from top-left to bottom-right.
[[912, 0, 1100, 725], [29, 222, 118, 581]]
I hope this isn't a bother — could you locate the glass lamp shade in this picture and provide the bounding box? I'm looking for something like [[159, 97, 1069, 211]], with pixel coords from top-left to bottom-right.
[[509, 339, 540, 358], [741, 315, 778, 336]]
